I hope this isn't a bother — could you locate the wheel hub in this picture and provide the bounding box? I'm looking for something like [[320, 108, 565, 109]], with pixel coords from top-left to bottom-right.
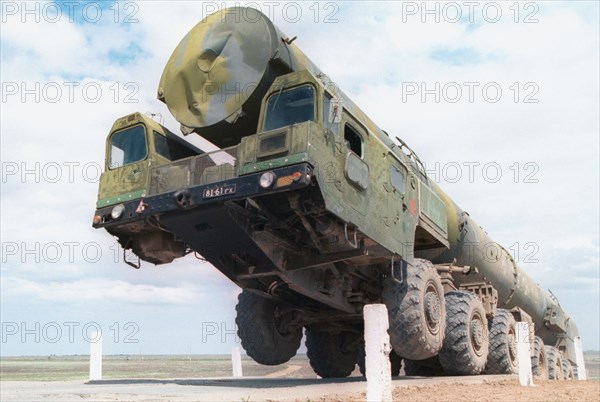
[[424, 284, 442, 334], [470, 317, 485, 356], [508, 330, 517, 364]]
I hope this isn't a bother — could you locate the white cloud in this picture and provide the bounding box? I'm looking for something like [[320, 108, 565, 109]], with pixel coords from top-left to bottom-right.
[[1, 277, 201, 304]]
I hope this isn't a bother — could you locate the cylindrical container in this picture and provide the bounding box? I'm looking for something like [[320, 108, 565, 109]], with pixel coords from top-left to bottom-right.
[[158, 7, 318, 148]]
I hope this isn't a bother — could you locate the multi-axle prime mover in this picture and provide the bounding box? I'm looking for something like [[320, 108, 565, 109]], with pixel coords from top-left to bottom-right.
[[93, 7, 581, 379]]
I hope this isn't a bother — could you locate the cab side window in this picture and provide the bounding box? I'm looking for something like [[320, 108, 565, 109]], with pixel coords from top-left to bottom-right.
[[345, 124, 363, 158], [390, 165, 407, 193], [153, 131, 198, 161]]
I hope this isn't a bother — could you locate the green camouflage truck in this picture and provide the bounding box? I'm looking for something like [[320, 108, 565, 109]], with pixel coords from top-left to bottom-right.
[[93, 7, 581, 379]]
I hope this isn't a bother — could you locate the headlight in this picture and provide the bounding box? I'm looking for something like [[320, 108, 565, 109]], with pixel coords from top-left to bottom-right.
[[111, 204, 125, 220], [259, 171, 276, 188]]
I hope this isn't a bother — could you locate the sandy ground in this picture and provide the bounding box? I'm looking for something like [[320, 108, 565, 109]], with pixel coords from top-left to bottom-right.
[[1, 354, 598, 401], [322, 379, 600, 402], [1, 375, 598, 401]]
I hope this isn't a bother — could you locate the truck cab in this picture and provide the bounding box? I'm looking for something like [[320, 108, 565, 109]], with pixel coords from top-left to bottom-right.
[[96, 113, 201, 211], [93, 70, 443, 270], [94, 113, 202, 266]]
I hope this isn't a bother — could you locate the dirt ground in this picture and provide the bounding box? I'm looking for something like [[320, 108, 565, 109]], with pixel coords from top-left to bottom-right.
[[319, 379, 600, 402], [1, 354, 598, 401]]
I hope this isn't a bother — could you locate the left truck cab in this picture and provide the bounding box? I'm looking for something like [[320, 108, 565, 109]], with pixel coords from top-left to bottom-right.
[[96, 112, 201, 210], [93, 112, 202, 266]]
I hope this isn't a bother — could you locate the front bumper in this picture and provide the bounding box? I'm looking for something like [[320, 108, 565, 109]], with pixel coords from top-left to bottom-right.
[[93, 163, 313, 229]]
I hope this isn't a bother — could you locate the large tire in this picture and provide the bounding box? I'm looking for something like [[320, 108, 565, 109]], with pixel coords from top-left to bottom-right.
[[531, 336, 548, 379], [235, 290, 302, 365], [485, 309, 518, 374], [545, 346, 564, 380], [382, 259, 445, 360], [403, 357, 444, 376], [438, 291, 489, 375], [357, 349, 402, 377], [562, 359, 574, 380], [306, 328, 359, 378]]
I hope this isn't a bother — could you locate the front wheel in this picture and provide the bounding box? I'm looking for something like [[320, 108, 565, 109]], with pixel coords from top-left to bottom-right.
[[235, 290, 302, 365], [306, 327, 360, 378]]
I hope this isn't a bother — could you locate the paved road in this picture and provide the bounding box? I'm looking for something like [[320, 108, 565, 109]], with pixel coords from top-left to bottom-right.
[[1, 374, 514, 401]]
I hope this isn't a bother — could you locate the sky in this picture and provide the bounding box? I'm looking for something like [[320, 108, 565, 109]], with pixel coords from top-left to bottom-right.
[[1, 1, 598, 357]]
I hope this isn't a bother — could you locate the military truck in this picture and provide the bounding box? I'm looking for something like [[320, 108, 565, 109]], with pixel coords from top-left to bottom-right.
[[93, 7, 582, 379]]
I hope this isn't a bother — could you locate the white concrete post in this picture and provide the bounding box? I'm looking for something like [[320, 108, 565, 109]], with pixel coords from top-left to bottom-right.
[[574, 337, 587, 380], [364, 304, 392, 402], [516, 322, 533, 386], [89, 330, 103, 381], [232, 346, 243, 377]]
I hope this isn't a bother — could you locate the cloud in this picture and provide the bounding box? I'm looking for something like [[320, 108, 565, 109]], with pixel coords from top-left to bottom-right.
[[1, 277, 201, 304]]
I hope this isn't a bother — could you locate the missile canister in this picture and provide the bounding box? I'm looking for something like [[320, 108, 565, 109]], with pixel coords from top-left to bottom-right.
[[424, 184, 579, 361], [157, 7, 318, 148]]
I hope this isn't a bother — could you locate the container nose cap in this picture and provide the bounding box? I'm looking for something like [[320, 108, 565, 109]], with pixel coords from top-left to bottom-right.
[[158, 7, 274, 129]]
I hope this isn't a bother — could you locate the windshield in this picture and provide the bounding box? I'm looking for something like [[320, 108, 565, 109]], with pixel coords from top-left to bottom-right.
[[264, 85, 315, 132], [109, 125, 147, 168]]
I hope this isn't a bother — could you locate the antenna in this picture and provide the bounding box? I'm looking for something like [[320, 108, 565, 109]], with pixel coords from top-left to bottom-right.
[[145, 111, 164, 125]]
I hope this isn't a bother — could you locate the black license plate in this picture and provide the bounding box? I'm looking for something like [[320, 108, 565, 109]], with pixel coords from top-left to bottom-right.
[[203, 184, 236, 199]]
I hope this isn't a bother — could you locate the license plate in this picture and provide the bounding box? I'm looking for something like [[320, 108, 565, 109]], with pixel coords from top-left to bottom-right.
[[203, 184, 236, 199]]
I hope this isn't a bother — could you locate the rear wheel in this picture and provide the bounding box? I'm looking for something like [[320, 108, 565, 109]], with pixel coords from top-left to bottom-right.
[[531, 336, 548, 379], [545, 346, 564, 380], [235, 290, 302, 365], [382, 259, 445, 360], [485, 309, 518, 374], [438, 291, 489, 375], [306, 327, 359, 378], [562, 359, 574, 380]]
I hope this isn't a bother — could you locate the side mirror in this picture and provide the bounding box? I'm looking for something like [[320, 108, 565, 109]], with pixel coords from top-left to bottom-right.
[[329, 97, 343, 124]]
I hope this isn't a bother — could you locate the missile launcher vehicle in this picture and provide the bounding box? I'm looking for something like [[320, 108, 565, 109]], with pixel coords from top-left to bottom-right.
[[93, 7, 582, 379]]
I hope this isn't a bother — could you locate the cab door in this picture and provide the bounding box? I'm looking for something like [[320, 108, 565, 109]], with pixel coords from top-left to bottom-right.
[[385, 155, 419, 242], [97, 124, 150, 208], [340, 112, 369, 217]]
